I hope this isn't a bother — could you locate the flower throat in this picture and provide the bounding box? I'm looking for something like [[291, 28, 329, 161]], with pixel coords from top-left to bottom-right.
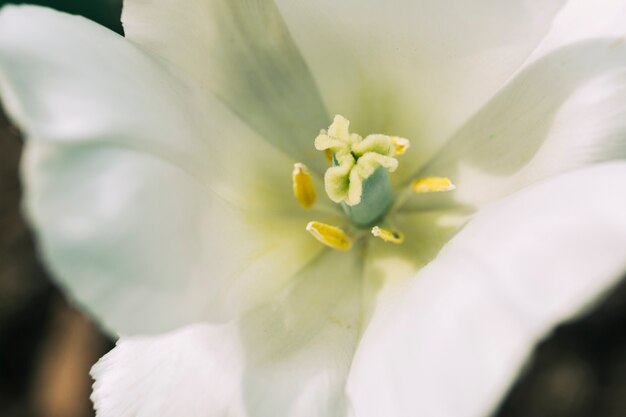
[[292, 115, 455, 251]]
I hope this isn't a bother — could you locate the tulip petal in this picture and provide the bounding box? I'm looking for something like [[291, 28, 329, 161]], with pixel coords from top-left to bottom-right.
[[415, 0, 626, 210], [360, 209, 470, 325], [274, 0, 565, 182], [91, 250, 361, 417], [122, 0, 330, 174], [347, 162, 626, 417], [0, 6, 330, 335]]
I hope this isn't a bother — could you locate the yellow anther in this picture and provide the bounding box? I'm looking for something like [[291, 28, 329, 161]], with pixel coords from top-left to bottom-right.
[[390, 136, 411, 156], [306, 221, 353, 251], [324, 149, 333, 163], [292, 163, 316, 209], [371, 226, 405, 244], [411, 177, 456, 193]]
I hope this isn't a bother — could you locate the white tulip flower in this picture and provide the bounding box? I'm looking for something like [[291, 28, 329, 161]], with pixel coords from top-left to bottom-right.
[[1, 1, 626, 416]]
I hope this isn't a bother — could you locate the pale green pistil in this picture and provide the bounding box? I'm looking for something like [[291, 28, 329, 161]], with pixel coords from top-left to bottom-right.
[[315, 115, 400, 227]]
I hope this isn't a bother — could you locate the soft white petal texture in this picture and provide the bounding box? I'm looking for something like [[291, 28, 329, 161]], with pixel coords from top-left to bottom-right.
[[347, 162, 626, 417], [274, 0, 565, 181], [92, 250, 361, 417], [361, 209, 470, 324], [415, 0, 626, 210], [0, 6, 329, 335], [122, 0, 330, 174], [526, 0, 626, 59]]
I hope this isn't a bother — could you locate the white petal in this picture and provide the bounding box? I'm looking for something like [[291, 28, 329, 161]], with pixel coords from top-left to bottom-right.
[[122, 0, 330, 174], [416, 0, 626, 209], [361, 209, 470, 325], [274, 0, 565, 181], [347, 162, 626, 417], [92, 250, 361, 417], [0, 6, 328, 335]]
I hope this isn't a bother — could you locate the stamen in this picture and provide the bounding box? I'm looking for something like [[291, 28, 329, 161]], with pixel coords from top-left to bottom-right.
[[306, 221, 352, 251], [324, 149, 333, 163], [292, 163, 316, 209], [390, 136, 411, 156], [371, 226, 405, 244], [411, 177, 456, 193]]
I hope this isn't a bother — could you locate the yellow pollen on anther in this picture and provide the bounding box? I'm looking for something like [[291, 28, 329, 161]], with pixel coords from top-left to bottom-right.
[[306, 221, 352, 251], [371, 226, 405, 244], [411, 177, 456, 193], [390, 136, 411, 156], [292, 163, 316, 209], [324, 149, 333, 163]]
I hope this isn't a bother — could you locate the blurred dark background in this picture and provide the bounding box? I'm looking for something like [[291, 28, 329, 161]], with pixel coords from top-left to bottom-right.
[[0, 0, 122, 33], [0, 1, 625, 416]]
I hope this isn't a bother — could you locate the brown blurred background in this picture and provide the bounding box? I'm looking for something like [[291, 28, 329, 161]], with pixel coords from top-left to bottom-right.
[[0, 1, 625, 416]]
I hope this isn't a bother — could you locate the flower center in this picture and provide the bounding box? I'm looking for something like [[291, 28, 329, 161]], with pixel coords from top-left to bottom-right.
[[314, 115, 401, 227], [292, 115, 454, 251]]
